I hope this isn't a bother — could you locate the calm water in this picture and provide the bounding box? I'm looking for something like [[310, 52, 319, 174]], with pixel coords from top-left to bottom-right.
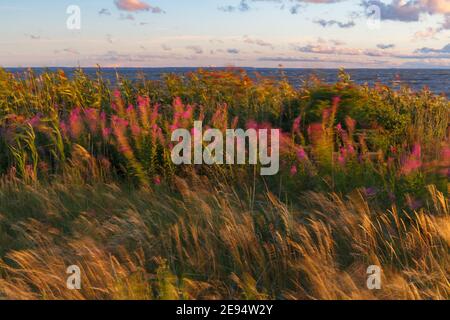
[[5, 68, 450, 96]]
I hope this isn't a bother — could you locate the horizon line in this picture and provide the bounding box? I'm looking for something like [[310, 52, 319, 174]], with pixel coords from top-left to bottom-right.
[[2, 66, 450, 70]]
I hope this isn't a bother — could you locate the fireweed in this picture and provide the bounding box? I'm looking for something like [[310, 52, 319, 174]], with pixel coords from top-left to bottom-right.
[[171, 121, 280, 176]]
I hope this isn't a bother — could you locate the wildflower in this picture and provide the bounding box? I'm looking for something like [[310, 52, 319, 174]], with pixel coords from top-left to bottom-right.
[[401, 158, 422, 175], [28, 115, 41, 128], [84, 108, 99, 133], [154, 176, 161, 185], [170, 123, 179, 132], [137, 95, 149, 108], [401, 143, 422, 175], [113, 89, 121, 99], [290, 165, 298, 176], [150, 104, 160, 125], [173, 97, 183, 108], [338, 147, 347, 166], [338, 154, 346, 166], [102, 127, 112, 140], [151, 124, 164, 145], [131, 124, 141, 137], [100, 111, 107, 124], [182, 105, 193, 119], [293, 116, 301, 133], [411, 143, 421, 158], [111, 115, 129, 130], [297, 147, 307, 161], [332, 96, 341, 108], [347, 144, 355, 155], [69, 107, 83, 139], [308, 123, 323, 144]]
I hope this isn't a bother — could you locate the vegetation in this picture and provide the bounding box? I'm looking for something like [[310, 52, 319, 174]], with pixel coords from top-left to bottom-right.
[[0, 68, 448, 300]]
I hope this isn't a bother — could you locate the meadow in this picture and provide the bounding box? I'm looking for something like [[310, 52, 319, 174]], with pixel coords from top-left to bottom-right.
[[0, 68, 448, 300]]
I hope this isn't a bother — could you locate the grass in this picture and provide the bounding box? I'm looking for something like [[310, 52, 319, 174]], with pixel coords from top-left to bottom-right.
[[0, 67, 448, 300]]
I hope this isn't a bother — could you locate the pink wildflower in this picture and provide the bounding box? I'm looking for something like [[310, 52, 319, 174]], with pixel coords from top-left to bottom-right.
[[69, 107, 83, 139], [290, 165, 298, 176], [102, 127, 112, 139], [293, 116, 301, 133], [297, 147, 307, 161], [113, 89, 121, 99]]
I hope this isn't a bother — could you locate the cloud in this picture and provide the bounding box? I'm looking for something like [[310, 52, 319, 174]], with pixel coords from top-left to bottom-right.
[[426, 0, 450, 14], [115, 0, 163, 13], [415, 43, 450, 54], [243, 36, 274, 49], [363, 0, 450, 22], [377, 43, 395, 50], [99, 8, 111, 15], [54, 48, 80, 55], [290, 5, 303, 14], [186, 46, 203, 54], [219, 0, 347, 15], [227, 48, 240, 54], [292, 40, 393, 59], [219, 0, 251, 12], [119, 13, 135, 20], [25, 33, 41, 40], [292, 39, 376, 56], [314, 19, 355, 28], [295, 44, 361, 55]]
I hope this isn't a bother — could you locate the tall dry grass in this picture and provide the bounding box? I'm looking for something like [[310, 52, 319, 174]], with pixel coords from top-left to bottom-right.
[[0, 168, 448, 300]]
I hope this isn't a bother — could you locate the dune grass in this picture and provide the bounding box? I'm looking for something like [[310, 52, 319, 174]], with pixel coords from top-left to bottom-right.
[[0, 68, 448, 300]]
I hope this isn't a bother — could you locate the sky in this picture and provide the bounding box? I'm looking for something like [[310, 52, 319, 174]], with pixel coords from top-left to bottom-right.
[[0, 0, 449, 68]]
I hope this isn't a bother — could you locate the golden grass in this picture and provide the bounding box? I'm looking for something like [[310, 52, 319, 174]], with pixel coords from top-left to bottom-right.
[[0, 172, 448, 300]]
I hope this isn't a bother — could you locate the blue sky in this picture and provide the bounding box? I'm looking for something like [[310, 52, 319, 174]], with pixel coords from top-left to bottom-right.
[[0, 0, 449, 68]]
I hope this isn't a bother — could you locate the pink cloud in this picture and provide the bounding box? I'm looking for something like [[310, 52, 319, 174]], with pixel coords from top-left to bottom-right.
[[114, 0, 163, 13], [364, 0, 450, 22], [424, 0, 450, 15]]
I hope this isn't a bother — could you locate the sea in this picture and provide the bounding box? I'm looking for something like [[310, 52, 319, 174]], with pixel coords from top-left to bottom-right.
[[5, 68, 450, 97]]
